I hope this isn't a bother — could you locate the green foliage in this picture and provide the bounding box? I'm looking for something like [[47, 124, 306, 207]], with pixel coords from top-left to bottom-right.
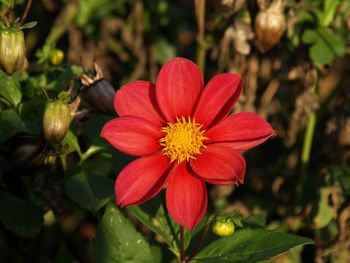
[[315, 0, 340, 27], [302, 28, 346, 67], [0, 71, 22, 107], [0, 191, 43, 237], [76, 0, 118, 28], [0, 0, 15, 8], [20, 21, 37, 30], [194, 229, 314, 262], [325, 166, 350, 196], [155, 37, 176, 64], [0, 109, 27, 143], [65, 170, 114, 212], [93, 203, 154, 263]]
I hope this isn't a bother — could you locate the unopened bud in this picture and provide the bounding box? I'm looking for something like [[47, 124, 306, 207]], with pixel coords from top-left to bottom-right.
[[43, 100, 71, 145], [212, 219, 235, 237], [0, 28, 26, 75], [50, 49, 64, 65]]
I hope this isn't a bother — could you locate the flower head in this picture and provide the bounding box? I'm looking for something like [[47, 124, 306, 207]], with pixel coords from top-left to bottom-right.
[[101, 57, 275, 230]]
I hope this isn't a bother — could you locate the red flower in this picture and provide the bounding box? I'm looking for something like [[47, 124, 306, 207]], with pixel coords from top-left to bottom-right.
[[101, 58, 274, 230]]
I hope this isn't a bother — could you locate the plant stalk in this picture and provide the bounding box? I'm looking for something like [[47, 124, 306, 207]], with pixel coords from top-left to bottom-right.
[[296, 69, 318, 208], [194, 0, 206, 71], [179, 226, 186, 263], [19, 0, 33, 25], [187, 224, 210, 262]]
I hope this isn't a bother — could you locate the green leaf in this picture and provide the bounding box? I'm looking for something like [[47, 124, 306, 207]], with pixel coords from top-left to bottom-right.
[[325, 166, 350, 195], [128, 205, 171, 246], [313, 187, 336, 229], [155, 38, 176, 64], [62, 130, 82, 157], [54, 242, 77, 263], [18, 99, 45, 135], [0, 0, 15, 8], [0, 191, 44, 237], [151, 244, 163, 263], [320, 0, 340, 27], [82, 156, 114, 177], [93, 203, 154, 263], [243, 212, 267, 228], [296, 10, 316, 24], [76, 0, 117, 28], [130, 195, 206, 254], [318, 28, 346, 56], [65, 170, 114, 211], [82, 114, 113, 145], [0, 109, 27, 143], [194, 228, 314, 263], [302, 28, 346, 66], [0, 71, 22, 107], [20, 21, 38, 29]]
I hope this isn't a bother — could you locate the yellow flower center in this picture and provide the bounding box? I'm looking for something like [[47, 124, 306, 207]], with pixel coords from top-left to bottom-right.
[[160, 117, 207, 164]]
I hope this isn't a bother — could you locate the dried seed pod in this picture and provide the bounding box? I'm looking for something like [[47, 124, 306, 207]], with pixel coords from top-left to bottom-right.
[[255, 0, 286, 53], [43, 100, 71, 145], [10, 135, 47, 171], [0, 27, 26, 75], [84, 79, 115, 114]]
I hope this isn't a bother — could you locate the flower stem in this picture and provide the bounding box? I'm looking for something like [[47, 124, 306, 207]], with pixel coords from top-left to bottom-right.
[[194, 0, 206, 72], [179, 226, 186, 263], [301, 112, 316, 164], [187, 224, 210, 262], [296, 69, 318, 208], [45, 1, 78, 46], [19, 0, 33, 25]]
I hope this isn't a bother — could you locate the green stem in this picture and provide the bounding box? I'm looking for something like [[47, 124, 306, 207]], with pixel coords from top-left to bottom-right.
[[179, 226, 185, 263], [40, 86, 50, 101], [127, 206, 170, 245], [196, 41, 207, 72], [187, 224, 210, 262], [19, 0, 32, 25], [194, 0, 206, 72], [296, 69, 319, 208], [301, 112, 316, 164], [45, 1, 78, 46]]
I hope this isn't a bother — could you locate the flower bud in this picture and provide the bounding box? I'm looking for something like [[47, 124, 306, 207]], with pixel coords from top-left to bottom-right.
[[50, 49, 64, 65], [0, 27, 26, 75], [43, 100, 71, 145], [255, 0, 286, 53], [212, 219, 235, 237], [84, 79, 115, 114], [10, 135, 46, 171]]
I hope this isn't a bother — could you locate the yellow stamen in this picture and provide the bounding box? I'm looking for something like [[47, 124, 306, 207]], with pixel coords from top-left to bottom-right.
[[159, 117, 207, 164]]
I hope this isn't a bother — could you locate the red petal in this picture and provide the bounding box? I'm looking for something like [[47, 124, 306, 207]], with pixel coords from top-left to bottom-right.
[[205, 112, 275, 151], [190, 144, 246, 185], [101, 116, 163, 156], [114, 81, 164, 126], [193, 73, 242, 128], [156, 57, 204, 122], [166, 163, 207, 230], [115, 153, 171, 207]]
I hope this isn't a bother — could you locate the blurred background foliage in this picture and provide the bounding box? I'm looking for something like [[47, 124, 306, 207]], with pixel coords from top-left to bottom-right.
[[0, 0, 349, 262]]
